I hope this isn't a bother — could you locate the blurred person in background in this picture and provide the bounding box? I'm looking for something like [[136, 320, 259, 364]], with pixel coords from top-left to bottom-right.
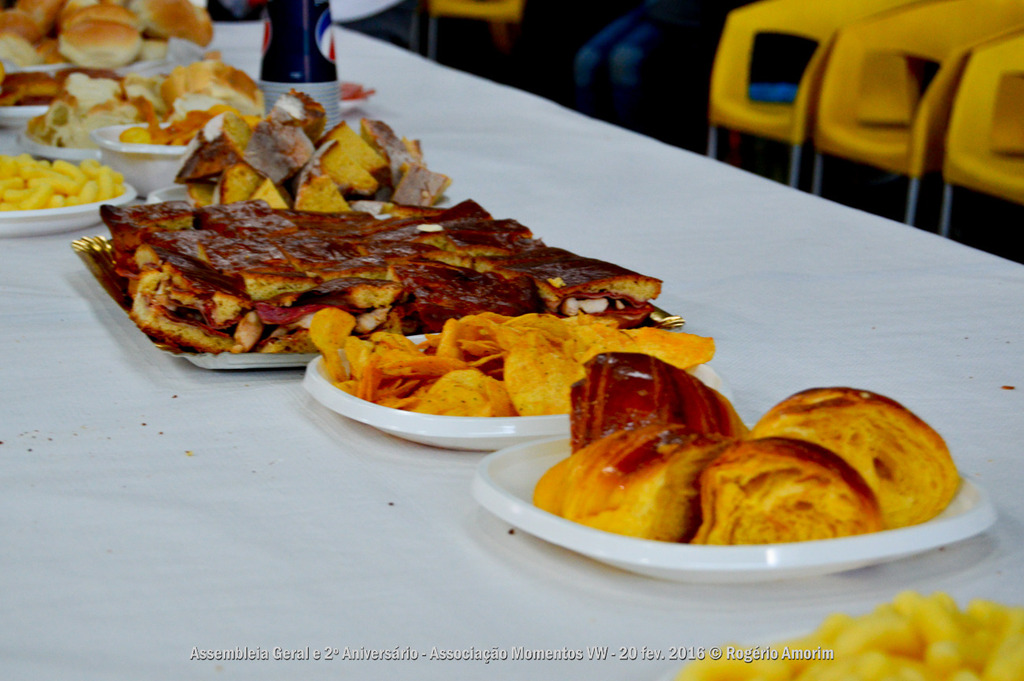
[[511, 0, 641, 108], [331, 0, 417, 48], [207, 0, 266, 21], [573, 0, 752, 151]]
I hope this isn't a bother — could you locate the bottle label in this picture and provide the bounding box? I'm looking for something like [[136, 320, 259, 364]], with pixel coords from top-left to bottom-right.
[[260, 0, 337, 83], [316, 8, 335, 63]]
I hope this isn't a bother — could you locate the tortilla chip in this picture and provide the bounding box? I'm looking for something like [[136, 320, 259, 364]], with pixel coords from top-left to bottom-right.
[[504, 332, 584, 416], [412, 369, 516, 417], [309, 308, 357, 383]]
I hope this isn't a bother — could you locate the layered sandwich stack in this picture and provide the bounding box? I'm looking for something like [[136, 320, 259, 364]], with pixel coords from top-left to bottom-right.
[[101, 198, 665, 355]]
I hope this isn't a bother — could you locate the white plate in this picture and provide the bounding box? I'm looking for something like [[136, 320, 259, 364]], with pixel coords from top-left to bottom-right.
[[472, 437, 997, 582], [18, 131, 101, 161], [90, 125, 187, 197], [0, 186, 137, 238], [303, 354, 568, 450], [89, 125, 189, 157], [175, 351, 316, 370], [0, 105, 47, 128], [146, 185, 187, 204], [303, 350, 728, 451]]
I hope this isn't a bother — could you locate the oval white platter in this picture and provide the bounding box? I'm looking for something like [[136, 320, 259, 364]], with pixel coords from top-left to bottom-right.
[[0, 186, 137, 238], [471, 437, 997, 582]]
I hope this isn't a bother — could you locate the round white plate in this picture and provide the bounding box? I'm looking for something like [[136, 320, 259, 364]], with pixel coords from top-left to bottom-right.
[[0, 185, 137, 238], [303, 354, 568, 450], [146, 185, 187, 204], [18, 131, 101, 161], [0, 105, 47, 128], [472, 437, 997, 582], [90, 125, 187, 197], [303, 350, 728, 451]]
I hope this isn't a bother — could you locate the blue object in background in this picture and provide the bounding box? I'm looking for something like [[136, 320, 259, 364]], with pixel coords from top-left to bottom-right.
[[748, 82, 799, 103]]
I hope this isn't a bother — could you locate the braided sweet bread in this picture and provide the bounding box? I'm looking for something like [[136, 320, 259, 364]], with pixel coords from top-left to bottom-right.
[[750, 387, 959, 528]]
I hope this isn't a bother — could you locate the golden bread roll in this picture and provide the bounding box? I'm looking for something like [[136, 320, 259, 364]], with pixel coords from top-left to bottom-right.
[[691, 437, 883, 545], [535, 424, 734, 542], [58, 19, 142, 68], [55, 0, 99, 31], [35, 36, 63, 64], [61, 3, 141, 30], [0, 8, 45, 43], [15, 0, 64, 34], [128, 0, 212, 47], [570, 352, 747, 452], [137, 37, 167, 62], [0, 32, 43, 67], [750, 387, 959, 529]]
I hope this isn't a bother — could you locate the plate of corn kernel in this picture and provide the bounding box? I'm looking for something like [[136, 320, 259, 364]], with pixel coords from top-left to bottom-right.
[[0, 154, 136, 238], [664, 591, 1024, 681]]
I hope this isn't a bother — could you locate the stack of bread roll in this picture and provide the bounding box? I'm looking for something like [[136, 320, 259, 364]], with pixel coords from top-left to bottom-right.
[[0, 0, 212, 69], [535, 353, 961, 545]]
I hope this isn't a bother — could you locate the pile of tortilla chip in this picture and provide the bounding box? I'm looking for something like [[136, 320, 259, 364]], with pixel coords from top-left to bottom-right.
[[310, 309, 715, 417]]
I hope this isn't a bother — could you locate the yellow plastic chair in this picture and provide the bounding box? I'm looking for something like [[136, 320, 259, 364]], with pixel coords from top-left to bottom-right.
[[420, 0, 526, 61], [811, 0, 1024, 225], [707, 0, 927, 187], [939, 29, 1024, 237]]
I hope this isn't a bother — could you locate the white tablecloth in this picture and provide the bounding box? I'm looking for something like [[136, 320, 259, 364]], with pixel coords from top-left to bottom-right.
[[2, 23, 1023, 681]]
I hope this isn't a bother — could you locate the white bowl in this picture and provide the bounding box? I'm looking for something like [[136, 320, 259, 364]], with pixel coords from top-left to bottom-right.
[[89, 125, 188, 197]]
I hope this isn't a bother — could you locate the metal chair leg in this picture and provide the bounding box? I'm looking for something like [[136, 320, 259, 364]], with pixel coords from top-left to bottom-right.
[[939, 183, 954, 237], [707, 126, 718, 159], [905, 176, 920, 226], [788, 144, 802, 188], [811, 152, 824, 196], [427, 15, 438, 61], [409, 6, 421, 53]]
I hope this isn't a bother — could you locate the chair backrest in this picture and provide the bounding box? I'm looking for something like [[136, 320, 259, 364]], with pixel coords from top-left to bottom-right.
[[426, 0, 525, 23], [944, 29, 1024, 204], [814, 0, 1024, 175], [708, 0, 929, 145]]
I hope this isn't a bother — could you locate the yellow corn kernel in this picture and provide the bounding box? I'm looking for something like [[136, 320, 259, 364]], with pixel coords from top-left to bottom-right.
[[18, 184, 52, 211], [77, 179, 99, 204], [119, 127, 153, 144], [96, 168, 115, 200], [51, 159, 88, 183]]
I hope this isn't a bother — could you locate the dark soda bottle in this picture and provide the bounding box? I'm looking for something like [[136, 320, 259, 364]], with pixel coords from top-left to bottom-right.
[[259, 0, 341, 128]]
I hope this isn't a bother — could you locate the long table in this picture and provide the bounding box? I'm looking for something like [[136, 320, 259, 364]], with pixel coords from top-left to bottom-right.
[[2, 22, 1023, 681]]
